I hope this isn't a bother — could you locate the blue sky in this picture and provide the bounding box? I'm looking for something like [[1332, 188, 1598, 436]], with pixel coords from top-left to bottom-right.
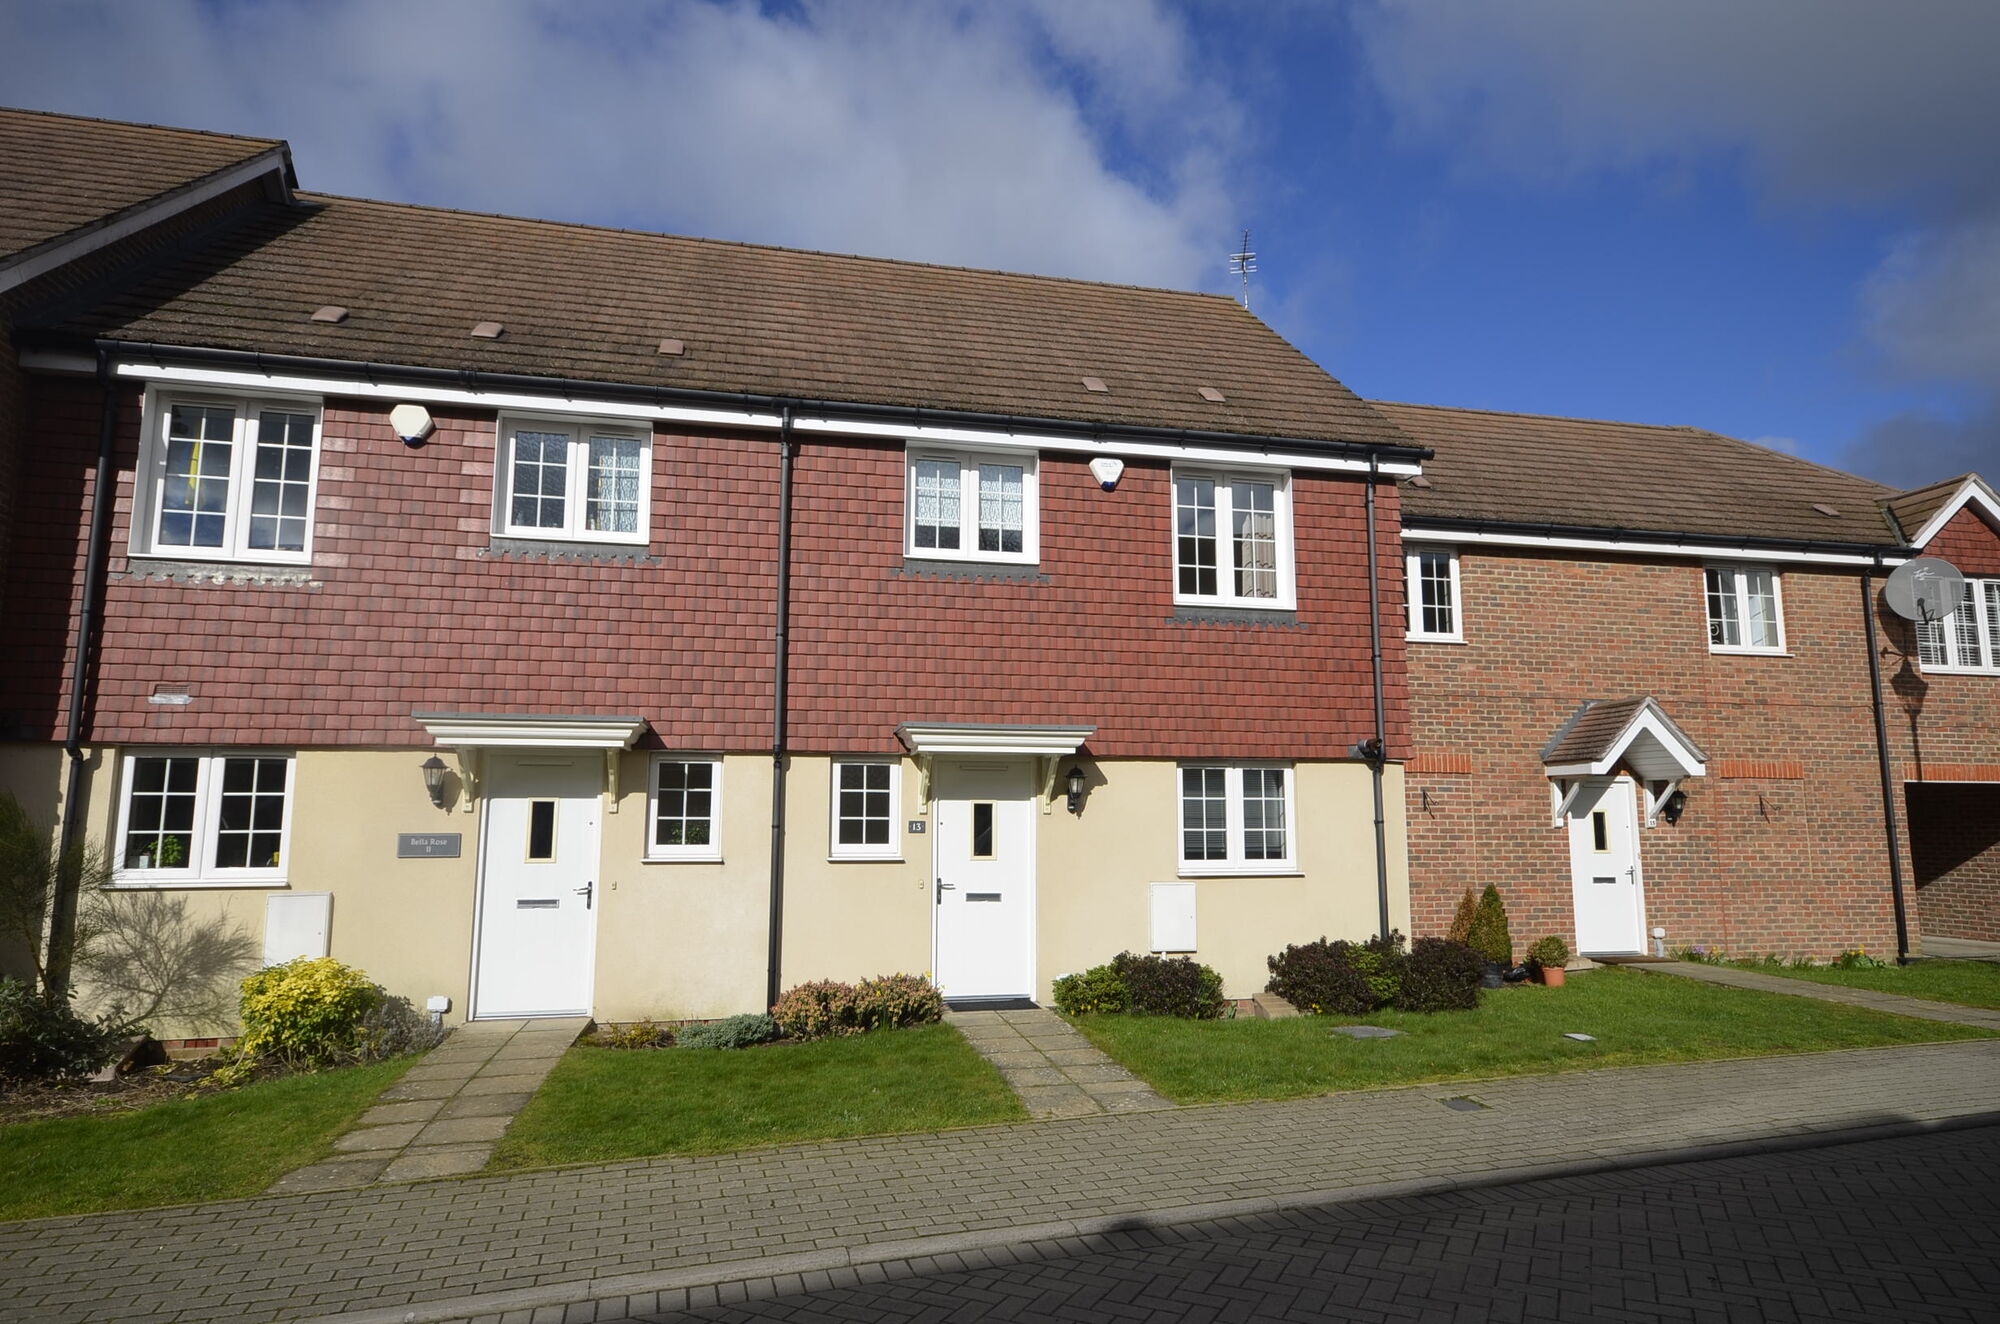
[[4, 0, 1996, 489]]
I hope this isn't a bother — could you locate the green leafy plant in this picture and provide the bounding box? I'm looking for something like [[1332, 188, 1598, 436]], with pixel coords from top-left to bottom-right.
[[675, 1013, 779, 1049], [1052, 963, 1129, 1015], [1111, 952, 1227, 1019], [593, 1020, 672, 1049], [771, 980, 863, 1040], [1465, 885, 1512, 965], [1833, 947, 1888, 970], [1445, 888, 1478, 946], [237, 957, 384, 1068], [854, 973, 945, 1030], [1394, 938, 1485, 1012], [1674, 945, 1727, 964], [0, 976, 140, 1083], [1267, 937, 1376, 1016], [1527, 935, 1571, 969], [1350, 931, 1407, 1007]]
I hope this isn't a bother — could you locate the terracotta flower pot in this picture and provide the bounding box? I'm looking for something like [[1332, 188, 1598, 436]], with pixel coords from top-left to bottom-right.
[[1540, 964, 1567, 987]]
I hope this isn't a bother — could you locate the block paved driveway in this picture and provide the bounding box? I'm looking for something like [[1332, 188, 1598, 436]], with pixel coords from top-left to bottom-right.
[[629, 1124, 2000, 1323]]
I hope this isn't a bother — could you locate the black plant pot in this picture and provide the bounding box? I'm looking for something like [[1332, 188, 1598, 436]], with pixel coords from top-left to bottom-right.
[[1480, 961, 1504, 989]]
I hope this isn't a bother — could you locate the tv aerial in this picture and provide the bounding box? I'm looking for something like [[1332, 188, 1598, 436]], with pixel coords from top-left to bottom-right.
[[1884, 556, 1967, 623], [1228, 230, 1257, 311]]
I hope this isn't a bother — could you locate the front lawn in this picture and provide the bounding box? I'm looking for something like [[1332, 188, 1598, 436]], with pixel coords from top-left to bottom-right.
[[1722, 958, 2000, 1010], [1070, 967, 1994, 1104], [0, 1057, 413, 1221], [488, 1022, 1024, 1169]]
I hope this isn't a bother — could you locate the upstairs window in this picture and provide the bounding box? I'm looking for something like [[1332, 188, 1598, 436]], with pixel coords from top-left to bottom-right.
[[1406, 546, 1462, 642], [497, 417, 650, 544], [1178, 763, 1295, 875], [1705, 565, 1785, 654], [135, 396, 321, 563], [906, 449, 1037, 563], [1174, 470, 1294, 609], [1917, 578, 2000, 673], [114, 752, 293, 885]]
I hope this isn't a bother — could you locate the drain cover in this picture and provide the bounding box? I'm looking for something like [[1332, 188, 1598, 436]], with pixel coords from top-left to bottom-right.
[[1330, 1025, 1403, 1039], [1440, 1096, 1487, 1112]]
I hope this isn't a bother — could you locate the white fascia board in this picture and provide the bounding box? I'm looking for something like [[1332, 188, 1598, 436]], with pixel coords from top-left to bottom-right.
[[415, 713, 648, 750], [796, 415, 1423, 476], [896, 722, 1095, 757], [1908, 479, 2000, 549], [0, 154, 289, 294], [1405, 523, 1906, 568], [110, 361, 782, 431], [1545, 713, 1706, 781]]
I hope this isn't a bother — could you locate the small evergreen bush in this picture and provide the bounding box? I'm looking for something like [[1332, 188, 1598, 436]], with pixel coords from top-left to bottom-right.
[[1445, 888, 1478, 945], [0, 977, 137, 1083], [854, 973, 945, 1030], [361, 993, 447, 1057], [677, 1013, 779, 1049], [1350, 931, 1407, 1007], [1394, 938, 1485, 1012], [238, 957, 383, 1067], [1111, 952, 1227, 1019], [593, 1020, 672, 1049], [1266, 938, 1376, 1016], [1465, 885, 1513, 965], [1526, 935, 1571, 970], [771, 980, 862, 1039], [1051, 963, 1128, 1015]]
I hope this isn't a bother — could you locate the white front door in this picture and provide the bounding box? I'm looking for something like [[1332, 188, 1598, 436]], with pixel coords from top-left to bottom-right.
[[932, 760, 1036, 1000], [1567, 776, 1646, 955], [473, 754, 601, 1018]]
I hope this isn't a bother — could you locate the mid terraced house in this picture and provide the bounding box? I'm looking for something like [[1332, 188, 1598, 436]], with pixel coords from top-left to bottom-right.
[[1, 108, 1992, 1039]]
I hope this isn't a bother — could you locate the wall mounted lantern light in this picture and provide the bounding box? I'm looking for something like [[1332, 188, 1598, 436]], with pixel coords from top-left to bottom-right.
[[1065, 764, 1088, 814], [1661, 789, 1688, 825], [422, 755, 449, 809]]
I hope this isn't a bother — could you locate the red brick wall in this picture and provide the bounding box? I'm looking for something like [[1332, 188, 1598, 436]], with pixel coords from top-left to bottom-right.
[[1405, 549, 1904, 960], [1906, 784, 2000, 941], [786, 439, 1409, 758]]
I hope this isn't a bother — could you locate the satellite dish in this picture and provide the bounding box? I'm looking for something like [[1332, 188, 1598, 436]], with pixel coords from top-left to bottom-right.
[[1885, 557, 1967, 622]]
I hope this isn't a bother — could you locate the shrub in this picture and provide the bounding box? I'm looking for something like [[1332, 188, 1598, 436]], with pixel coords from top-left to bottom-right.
[[1674, 945, 1726, 964], [361, 993, 447, 1058], [238, 957, 384, 1067], [1833, 947, 1888, 970], [1394, 938, 1485, 1012], [1351, 931, 1407, 1007], [1266, 938, 1376, 1017], [677, 1013, 779, 1049], [0, 977, 138, 1083], [771, 980, 863, 1040], [1526, 935, 1571, 969], [1465, 885, 1513, 965], [592, 1020, 672, 1050], [1111, 952, 1227, 1019], [1051, 963, 1129, 1016], [1445, 888, 1478, 945], [854, 973, 944, 1030]]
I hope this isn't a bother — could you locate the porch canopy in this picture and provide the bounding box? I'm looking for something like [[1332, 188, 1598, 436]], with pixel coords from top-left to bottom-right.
[[895, 722, 1095, 812], [1542, 697, 1707, 826], [413, 711, 649, 811]]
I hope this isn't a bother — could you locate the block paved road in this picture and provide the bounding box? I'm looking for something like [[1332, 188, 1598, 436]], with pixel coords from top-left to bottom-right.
[[625, 1124, 2000, 1323]]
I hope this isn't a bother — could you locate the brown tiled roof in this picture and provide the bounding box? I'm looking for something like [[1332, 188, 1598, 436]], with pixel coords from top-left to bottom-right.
[[41, 191, 1409, 447], [1376, 401, 1903, 547], [0, 107, 285, 272], [1883, 473, 1984, 543], [1542, 696, 1705, 768]]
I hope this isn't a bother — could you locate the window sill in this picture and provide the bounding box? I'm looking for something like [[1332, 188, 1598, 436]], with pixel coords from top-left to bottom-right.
[[485, 536, 655, 563], [827, 854, 905, 864], [128, 548, 310, 568], [1408, 632, 1466, 645], [117, 557, 317, 587], [1171, 605, 1300, 628], [1177, 866, 1302, 879], [896, 557, 1047, 583], [1918, 665, 2000, 676], [1708, 647, 1792, 657], [642, 853, 724, 865], [107, 876, 290, 890]]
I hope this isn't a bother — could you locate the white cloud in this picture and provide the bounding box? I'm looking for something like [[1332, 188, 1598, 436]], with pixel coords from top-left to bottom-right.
[[0, 0, 1242, 288]]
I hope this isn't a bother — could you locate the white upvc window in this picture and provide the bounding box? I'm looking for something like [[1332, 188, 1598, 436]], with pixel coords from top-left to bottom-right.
[[830, 759, 902, 860], [132, 393, 322, 563], [905, 448, 1038, 563], [1705, 565, 1786, 654], [1177, 763, 1296, 875], [1406, 545, 1463, 642], [1917, 578, 2000, 673], [646, 755, 723, 861], [1172, 469, 1295, 609], [113, 752, 294, 887], [496, 415, 651, 544]]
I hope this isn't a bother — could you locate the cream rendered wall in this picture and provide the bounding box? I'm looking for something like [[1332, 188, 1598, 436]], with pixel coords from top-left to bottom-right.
[[591, 751, 771, 1022], [780, 755, 933, 988], [1038, 760, 1408, 1001], [0, 743, 69, 983]]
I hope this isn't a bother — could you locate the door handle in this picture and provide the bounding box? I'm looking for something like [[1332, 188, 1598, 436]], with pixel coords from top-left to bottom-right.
[[936, 878, 955, 905], [576, 881, 594, 910]]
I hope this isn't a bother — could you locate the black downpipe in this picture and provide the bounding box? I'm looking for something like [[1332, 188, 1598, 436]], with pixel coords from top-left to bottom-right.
[[46, 348, 120, 996], [1862, 567, 1914, 964], [1365, 456, 1391, 940], [765, 408, 796, 1011]]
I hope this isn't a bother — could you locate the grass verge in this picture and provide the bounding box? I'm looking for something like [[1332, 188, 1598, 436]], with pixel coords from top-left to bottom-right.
[[1071, 967, 1994, 1105], [0, 1057, 414, 1221], [489, 1022, 1025, 1169], [1718, 959, 2000, 1010]]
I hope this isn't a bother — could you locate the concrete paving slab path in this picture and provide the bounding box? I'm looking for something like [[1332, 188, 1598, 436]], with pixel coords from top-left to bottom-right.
[[944, 1007, 1174, 1118], [4, 1032, 1995, 1324], [1924, 935, 2000, 963], [264, 1017, 587, 1195], [1635, 959, 2000, 1029]]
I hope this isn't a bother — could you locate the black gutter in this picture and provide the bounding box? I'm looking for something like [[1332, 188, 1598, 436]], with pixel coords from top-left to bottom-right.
[[1861, 566, 1915, 965], [765, 408, 796, 1011], [1405, 515, 1911, 559], [1364, 457, 1392, 940], [46, 348, 120, 997], [56, 337, 1433, 466]]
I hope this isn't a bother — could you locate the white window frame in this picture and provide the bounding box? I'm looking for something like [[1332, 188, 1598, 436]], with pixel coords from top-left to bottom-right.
[[1170, 467, 1297, 610], [903, 446, 1039, 564], [1176, 762, 1298, 877], [645, 754, 724, 862], [829, 758, 903, 861], [1405, 544, 1463, 642], [1917, 577, 2000, 674], [494, 413, 652, 545], [111, 751, 296, 888], [130, 388, 324, 565], [1705, 563, 1788, 655]]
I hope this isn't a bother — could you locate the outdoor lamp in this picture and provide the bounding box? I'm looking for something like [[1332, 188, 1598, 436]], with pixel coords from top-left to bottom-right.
[[1662, 789, 1688, 825], [1065, 764, 1088, 814], [422, 755, 449, 809]]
